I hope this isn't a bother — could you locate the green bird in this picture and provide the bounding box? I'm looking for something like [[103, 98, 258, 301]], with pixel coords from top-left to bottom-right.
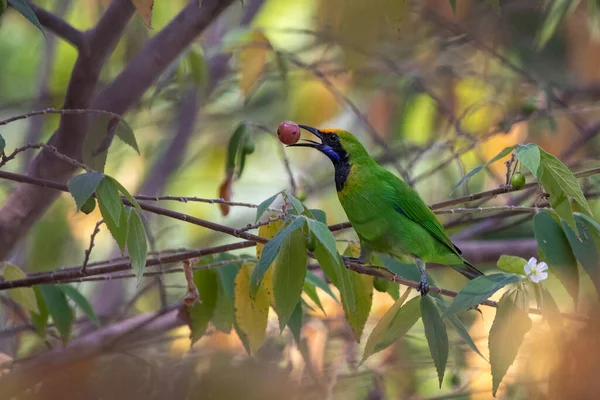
[[289, 125, 483, 295]]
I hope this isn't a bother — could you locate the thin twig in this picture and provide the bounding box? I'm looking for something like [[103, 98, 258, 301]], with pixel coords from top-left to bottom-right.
[[81, 220, 103, 273], [0, 143, 90, 170], [435, 205, 548, 215], [0, 108, 124, 128]]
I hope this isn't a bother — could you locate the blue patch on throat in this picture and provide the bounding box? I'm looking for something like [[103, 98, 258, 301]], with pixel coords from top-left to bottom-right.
[[321, 145, 341, 162]]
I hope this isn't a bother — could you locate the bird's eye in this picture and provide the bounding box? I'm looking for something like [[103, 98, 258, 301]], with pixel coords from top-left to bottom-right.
[[330, 134, 339, 142]]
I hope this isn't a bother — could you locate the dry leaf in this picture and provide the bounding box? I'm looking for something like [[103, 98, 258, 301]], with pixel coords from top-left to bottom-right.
[[132, 0, 154, 28], [239, 30, 271, 98]]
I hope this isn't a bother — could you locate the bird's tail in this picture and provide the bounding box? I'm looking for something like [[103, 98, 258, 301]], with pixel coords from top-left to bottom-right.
[[451, 259, 484, 280]]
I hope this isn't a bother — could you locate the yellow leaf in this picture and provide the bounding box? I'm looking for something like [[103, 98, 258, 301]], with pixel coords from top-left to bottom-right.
[[234, 263, 270, 354], [257, 220, 282, 305], [239, 30, 271, 98], [3, 264, 39, 314], [132, 0, 154, 28]]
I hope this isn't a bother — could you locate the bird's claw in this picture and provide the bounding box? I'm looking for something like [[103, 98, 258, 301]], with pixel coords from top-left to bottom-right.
[[417, 279, 429, 297]]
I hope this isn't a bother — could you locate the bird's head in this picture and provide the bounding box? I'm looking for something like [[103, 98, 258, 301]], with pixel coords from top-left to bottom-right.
[[288, 125, 369, 166]]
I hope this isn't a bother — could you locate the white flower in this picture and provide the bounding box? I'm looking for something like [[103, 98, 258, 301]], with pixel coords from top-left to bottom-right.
[[524, 257, 548, 283]]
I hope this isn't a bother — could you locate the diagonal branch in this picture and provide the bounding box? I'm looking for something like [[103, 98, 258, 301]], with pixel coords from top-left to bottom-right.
[[27, 1, 85, 50]]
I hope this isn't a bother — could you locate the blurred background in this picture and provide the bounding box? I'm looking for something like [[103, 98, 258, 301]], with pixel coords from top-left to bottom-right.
[[1, 0, 600, 398]]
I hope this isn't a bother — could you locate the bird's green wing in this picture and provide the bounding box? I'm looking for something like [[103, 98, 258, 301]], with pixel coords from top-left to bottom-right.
[[389, 179, 462, 256]]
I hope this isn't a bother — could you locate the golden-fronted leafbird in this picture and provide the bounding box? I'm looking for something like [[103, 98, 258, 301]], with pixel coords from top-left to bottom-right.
[[289, 125, 484, 295]]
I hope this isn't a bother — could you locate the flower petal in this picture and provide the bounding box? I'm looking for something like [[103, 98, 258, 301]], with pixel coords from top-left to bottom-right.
[[530, 274, 541, 283], [524, 263, 532, 275], [538, 272, 548, 281], [538, 262, 548, 272], [528, 257, 538, 267]]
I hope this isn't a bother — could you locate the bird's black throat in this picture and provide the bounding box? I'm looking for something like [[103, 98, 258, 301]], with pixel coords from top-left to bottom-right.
[[333, 159, 351, 191]]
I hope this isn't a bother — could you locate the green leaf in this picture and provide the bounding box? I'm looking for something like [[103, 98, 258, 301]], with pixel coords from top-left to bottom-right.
[[489, 289, 532, 396], [536, 0, 579, 50], [515, 144, 541, 178], [212, 283, 235, 333], [449, 0, 456, 13], [67, 172, 104, 211], [562, 214, 600, 294], [57, 284, 99, 327], [3, 264, 38, 313], [8, 0, 44, 35], [273, 227, 308, 330], [39, 285, 74, 343], [188, 269, 219, 344], [342, 243, 373, 342], [250, 216, 305, 297], [284, 191, 306, 215], [361, 293, 420, 363], [188, 47, 209, 89], [313, 242, 356, 312], [534, 212, 579, 303], [97, 177, 123, 228], [287, 301, 303, 344], [421, 296, 448, 387], [309, 209, 327, 224], [216, 254, 240, 301], [105, 205, 129, 253], [31, 286, 48, 336], [306, 219, 337, 260], [105, 176, 142, 212], [446, 273, 522, 315], [0, 134, 5, 155], [226, 123, 249, 171], [256, 192, 281, 222], [115, 119, 140, 154], [127, 209, 148, 285], [497, 255, 528, 275], [540, 285, 563, 333], [435, 298, 486, 361], [303, 282, 326, 313], [305, 270, 338, 303], [452, 145, 518, 193]]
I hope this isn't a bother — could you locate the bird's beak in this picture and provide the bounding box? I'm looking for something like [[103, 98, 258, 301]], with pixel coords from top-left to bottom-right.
[[287, 124, 324, 150]]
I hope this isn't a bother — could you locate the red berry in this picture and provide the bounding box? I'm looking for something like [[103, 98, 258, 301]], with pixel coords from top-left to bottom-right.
[[277, 120, 300, 145]]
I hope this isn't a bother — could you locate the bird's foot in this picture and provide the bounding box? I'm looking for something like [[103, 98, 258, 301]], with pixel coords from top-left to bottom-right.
[[417, 277, 429, 297]]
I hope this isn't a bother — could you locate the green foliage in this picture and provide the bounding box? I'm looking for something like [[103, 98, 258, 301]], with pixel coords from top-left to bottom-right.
[[115, 119, 140, 154], [107, 204, 130, 254], [421, 296, 449, 387], [105, 175, 142, 211], [31, 286, 48, 336], [489, 288, 532, 396], [534, 212, 578, 303], [305, 270, 338, 303], [58, 284, 99, 327], [452, 145, 518, 192], [273, 227, 307, 330], [3, 264, 38, 313], [97, 177, 124, 229], [342, 243, 373, 342], [39, 285, 74, 343], [256, 192, 280, 222], [287, 301, 303, 344], [127, 209, 148, 285], [0, 133, 5, 155], [514, 143, 540, 176], [540, 285, 563, 332], [446, 273, 522, 315], [497, 255, 528, 275], [302, 282, 325, 313], [536, 0, 579, 49], [361, 291, 420, 363], [312, 240, 356, 312], [67, 172, 104, 211], [226, 123, 253, 179], [435, 298, 486, 360], [564, 213, 600, 293], [188, 269, 219, 344], [7, 0, 44, 35]]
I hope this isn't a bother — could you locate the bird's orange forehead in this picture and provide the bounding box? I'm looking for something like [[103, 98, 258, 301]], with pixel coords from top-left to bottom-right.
[[319, 129, 341, 135]]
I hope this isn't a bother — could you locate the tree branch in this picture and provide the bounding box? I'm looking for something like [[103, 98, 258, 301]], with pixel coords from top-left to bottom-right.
[[28, 1, 85, 50]]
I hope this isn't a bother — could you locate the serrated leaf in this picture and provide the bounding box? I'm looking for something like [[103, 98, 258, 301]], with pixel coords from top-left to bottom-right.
[[256, 192, 281, 222], [216, 254, 240, 301], [305, 270, 338, 303], [313, 241, 356, 312], [343, 243, 373, 342], [435, 298, 486, 360], [115, 119, 140, 154], [489, 289, 532, 396], [273, 227, 307, 330], [303, 282, 325, 313], [361, 292, 420, 363], [127, 209, 148, 285], [239, 30, 271, 98], [39, 285, 73, 343], [497, 255, 528, 275], [105, 176, 142, 212], [421, 296, 448, 387], [67, 172, 104, 211], [446, 273, 522, 315], [58, 284, 99, 327], [250, 217, 305, 297], [212, 283, 235, 333], [515, 143, 541, 178], [534, 212, 579, 303], [287, 301, 303, 344], [106, 205, 129, 253], [452, 145, 518, 193], [97, 177, 123, 228], [235, 263, 270, 354], [188, 268, 219, 344], [306, 219, 337, 260], [536, 0, 579, 50], [31, 286, 48, 336], [8, 0, 44, 35], [3, 264, 38, 313], [132, 0, 153, 28]]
